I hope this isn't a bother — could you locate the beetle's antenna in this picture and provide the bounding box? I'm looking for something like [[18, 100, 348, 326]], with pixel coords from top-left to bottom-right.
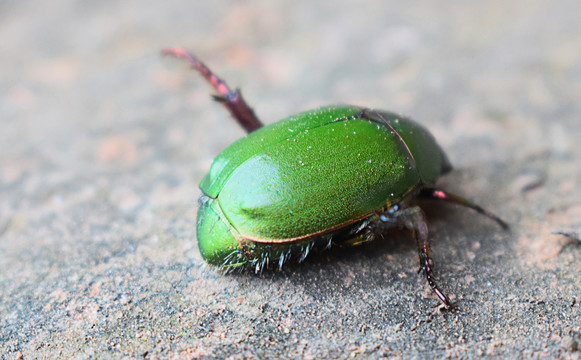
[[162, 47, 263, 133], [419, 188, 508, 230]]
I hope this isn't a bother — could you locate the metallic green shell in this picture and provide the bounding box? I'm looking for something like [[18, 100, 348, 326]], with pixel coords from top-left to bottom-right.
[[197, 105, 451, 267]]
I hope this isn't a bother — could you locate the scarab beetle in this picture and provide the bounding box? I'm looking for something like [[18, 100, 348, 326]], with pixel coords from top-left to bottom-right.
[[163, 47, 508, 308]]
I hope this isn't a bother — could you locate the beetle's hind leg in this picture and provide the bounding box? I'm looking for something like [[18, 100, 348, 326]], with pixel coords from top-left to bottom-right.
[[378, 205, 453, 308], [162, 47, 263, 133], [419, 188, 508, 229]]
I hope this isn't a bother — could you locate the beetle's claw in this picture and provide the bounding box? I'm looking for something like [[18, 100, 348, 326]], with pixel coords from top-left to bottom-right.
[[211, 94, 228, 103], [437, 300, 457, 312]]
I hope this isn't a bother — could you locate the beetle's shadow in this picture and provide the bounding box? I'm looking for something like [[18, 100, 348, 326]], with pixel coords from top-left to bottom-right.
[[308, 228, 415, 268], [219, 197, 511, 319], [225, 194, 510, 294], [231, 198, 465, 281], [286, 198, 468, 273]]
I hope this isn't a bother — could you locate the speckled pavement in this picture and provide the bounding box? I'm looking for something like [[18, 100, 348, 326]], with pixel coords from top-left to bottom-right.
[[1, 1, 580, 358]]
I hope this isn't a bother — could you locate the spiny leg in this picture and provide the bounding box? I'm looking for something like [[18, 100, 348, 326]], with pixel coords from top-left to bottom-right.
[[379, 205, 452, 308], [162, 47, 263, 133], [419, 188, 508, 230]]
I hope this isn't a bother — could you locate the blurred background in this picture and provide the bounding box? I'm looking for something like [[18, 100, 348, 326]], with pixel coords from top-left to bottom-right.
[[1, 0, 580, 358]]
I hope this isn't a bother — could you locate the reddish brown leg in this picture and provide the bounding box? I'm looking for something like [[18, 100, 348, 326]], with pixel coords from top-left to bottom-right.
[[162, 47, 263, 133], [419, 188, 508, 230], [379, 205, 453, 308]]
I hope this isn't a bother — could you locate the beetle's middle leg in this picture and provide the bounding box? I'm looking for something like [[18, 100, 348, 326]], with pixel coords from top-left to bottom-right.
[[162, 47, 263, 133], [378, 205, 452, 308]]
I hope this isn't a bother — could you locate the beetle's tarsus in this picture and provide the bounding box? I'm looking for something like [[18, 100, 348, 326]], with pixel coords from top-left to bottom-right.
[[379, 205, 452, 308], [419, 188, 509, 230], [420, 255, 452, 307], [162, 47, 263, 133]]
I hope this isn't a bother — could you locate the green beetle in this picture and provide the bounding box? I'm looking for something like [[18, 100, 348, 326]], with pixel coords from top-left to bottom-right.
[[164, 48, 507, 308]]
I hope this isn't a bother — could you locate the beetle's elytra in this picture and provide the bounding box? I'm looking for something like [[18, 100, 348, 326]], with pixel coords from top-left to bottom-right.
[[163, 47, 508, 308]]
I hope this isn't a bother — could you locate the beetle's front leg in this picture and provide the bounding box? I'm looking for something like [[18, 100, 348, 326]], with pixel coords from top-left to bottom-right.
[[378, 205, 453, 308], [162, 47, 263, 133]]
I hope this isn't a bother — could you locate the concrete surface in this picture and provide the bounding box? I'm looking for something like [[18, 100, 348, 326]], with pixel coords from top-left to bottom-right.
[[1, 0, 580, 359]]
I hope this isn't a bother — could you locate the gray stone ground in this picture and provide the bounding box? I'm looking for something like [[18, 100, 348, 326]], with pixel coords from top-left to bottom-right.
[[1, 0, 580, 359]]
